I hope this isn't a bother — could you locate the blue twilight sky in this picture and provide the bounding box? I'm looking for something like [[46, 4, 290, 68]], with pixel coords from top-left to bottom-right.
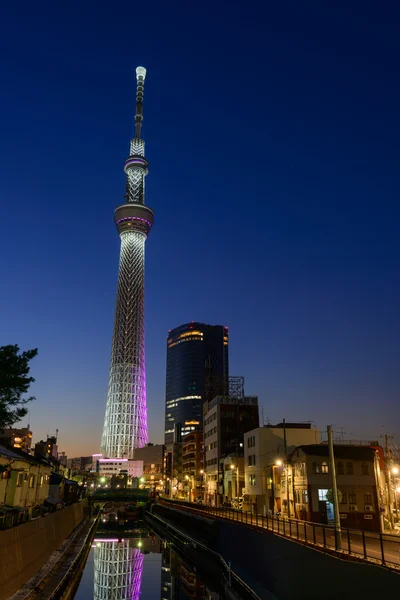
[[1, 2, 399, 457]]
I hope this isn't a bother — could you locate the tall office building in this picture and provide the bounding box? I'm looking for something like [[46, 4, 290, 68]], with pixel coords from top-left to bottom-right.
[[164, 322, 229, 445], [101, 67, 154, 459]]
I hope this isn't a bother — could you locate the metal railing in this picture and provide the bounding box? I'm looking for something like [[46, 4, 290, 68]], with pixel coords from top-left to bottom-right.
[[145, 509, 261, 600], [161, 498, 400, 569]]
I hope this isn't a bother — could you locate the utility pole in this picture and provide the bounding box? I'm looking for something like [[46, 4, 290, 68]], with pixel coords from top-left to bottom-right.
[[385, 434, 394, 528], [327, 425, 341, 550], [283, 418, 290, 518]]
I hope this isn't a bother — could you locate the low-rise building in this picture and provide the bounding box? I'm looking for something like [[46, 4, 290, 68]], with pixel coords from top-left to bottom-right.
[[98, 458, 143, 479], [243, 423, 320, 513], [287, 444, 382, 532], [34, 436, 58, 460], [0, 444, 52, 527], [132, 444, 164, 490], [182, 431, 203, 501], [0, 427, 33, 452]]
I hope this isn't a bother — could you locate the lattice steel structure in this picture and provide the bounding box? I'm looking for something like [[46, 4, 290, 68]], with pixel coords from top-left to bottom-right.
[[101, 67, 154, 458], [94, 540, 144, 600]]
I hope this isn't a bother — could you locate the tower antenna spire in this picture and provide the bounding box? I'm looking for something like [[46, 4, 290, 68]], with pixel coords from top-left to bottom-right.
[[135, 66, 146, 139]]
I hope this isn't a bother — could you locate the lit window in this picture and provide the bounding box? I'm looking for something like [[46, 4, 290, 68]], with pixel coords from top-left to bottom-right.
[[364, 493, 372, 505], [17, 472, 24, 487], [321, 462, 329, 474]]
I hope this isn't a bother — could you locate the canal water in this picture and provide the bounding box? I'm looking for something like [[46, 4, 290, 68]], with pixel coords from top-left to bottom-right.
[[74, 528, 231, 599]]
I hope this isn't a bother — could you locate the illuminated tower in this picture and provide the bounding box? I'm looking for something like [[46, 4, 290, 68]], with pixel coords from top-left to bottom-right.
[[94, 540, 143, 600], [101, 67, 154, 458]]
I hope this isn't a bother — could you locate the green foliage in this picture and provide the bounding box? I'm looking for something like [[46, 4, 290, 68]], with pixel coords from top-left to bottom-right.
[[0, 345, 38, 429]]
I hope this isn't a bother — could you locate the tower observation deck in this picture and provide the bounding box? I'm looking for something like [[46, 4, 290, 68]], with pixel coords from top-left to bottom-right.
[[101, 67, 154, 458]]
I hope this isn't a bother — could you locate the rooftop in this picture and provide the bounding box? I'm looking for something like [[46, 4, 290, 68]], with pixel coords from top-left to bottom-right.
[[294, 444, 377, 460]]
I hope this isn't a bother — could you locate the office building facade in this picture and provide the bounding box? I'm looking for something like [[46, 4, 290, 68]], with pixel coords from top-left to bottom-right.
[[164, 322, 229, 445]]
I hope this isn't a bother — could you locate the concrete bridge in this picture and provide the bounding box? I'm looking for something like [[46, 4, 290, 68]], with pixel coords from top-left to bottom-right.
[[88, 488, 151, 505]]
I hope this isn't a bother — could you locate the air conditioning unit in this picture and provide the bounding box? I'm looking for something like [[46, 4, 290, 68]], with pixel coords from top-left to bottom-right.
[[349, 504, 358, 512], [364, 504, 373, 512]]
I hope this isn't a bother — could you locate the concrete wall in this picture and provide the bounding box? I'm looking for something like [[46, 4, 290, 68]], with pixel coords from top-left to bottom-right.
[[0, 502, 85, 600]]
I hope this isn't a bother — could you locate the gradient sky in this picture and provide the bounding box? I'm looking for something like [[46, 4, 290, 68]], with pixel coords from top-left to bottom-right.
[[1, 2, 399, 457]]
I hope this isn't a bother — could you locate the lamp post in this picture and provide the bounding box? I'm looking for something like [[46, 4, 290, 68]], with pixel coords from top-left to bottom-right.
[[392, 467, 399, 522], [230, 464, 239, 500], [199, 469, 204, 502], [264, 459, 282, 515]]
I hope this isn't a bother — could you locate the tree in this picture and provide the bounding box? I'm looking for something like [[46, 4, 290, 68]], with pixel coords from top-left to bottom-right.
[[0, 345, 38, 430]]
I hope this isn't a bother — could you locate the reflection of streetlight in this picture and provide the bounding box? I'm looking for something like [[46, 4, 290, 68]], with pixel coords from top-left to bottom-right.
[[185, 475, 189, 480]]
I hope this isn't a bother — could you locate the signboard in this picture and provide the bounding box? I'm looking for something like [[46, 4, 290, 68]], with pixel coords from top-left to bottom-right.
[[325, 489, 342, 504]]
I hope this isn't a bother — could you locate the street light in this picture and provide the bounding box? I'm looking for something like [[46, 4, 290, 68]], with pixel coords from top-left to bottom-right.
[[275, 459, 282, 467], [230, 464, 239, 499], [392, 467, 399, 475]]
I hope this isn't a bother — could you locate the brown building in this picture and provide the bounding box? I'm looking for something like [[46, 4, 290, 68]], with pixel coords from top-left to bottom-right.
[[132, 443, 164, 490], [34, 436, 58, 460], [0, 427, 32, 452], [182, 431, 204, 501], [288, 444, 381, 532]]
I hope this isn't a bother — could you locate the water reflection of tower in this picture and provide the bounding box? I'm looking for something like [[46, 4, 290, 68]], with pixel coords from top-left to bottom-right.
[[94, 540, 144, 600]]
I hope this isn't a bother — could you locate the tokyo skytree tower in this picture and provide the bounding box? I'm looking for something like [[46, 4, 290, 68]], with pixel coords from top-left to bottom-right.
[[101, 67, 154, 458]]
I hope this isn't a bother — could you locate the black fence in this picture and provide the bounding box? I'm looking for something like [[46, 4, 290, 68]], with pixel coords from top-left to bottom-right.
[[162, 498, 400, 569], [146, 509, 261, 600]]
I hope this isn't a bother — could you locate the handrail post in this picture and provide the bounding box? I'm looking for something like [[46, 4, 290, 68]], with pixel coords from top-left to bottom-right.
[[313, 523, 316, 544], [380, 533, 385, 564], [347, 528, 351, 554], [362, 530, 367, 559], [322, 524, 326, 547]]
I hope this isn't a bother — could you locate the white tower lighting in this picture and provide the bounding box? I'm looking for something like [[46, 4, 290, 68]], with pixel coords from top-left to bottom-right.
[[101, 67, 154, 458]]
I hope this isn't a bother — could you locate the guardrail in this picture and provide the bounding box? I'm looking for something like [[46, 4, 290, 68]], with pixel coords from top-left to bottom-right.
[[145, 509, 261, 600], [161, 498, 400, 569]]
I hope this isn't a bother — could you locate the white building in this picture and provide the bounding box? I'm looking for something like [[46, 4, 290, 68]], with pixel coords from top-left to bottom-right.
[[243, 423, 320, 513], [98, 458, 143, 478]]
